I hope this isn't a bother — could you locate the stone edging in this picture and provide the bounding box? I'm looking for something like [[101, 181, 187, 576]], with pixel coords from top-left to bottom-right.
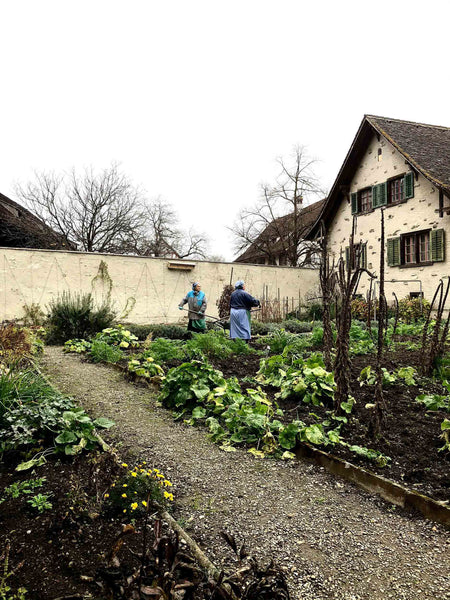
[[295, 443, 450, 528]]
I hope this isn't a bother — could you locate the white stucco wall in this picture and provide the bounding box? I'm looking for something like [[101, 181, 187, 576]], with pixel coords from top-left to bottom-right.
[[0, 248, 319, 324], [327, 132, 450, 302]]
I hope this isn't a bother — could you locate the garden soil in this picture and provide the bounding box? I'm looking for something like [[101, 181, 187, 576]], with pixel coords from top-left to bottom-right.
[[34, 347, 450, 600]]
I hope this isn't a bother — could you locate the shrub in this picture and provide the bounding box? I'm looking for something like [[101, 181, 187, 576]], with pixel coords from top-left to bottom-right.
[[397, 297, 430, 323], [22, 302, 46, 326], [46, 292, 115, 344], [281, 320, 313, 334], [125, 323, 192, 341], [0, 323, 32, 365], [89, 340, 124, 364], [305, 302, 323, 320], [351, 298, 369, 321], [250, 321, 280, 336]]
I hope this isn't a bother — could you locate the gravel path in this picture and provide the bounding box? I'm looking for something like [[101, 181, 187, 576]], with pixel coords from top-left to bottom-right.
[[42, 347, 450, 600]]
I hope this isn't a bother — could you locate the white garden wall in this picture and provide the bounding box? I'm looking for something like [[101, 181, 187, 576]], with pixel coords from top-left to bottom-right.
[[0, 247, 319, 324]]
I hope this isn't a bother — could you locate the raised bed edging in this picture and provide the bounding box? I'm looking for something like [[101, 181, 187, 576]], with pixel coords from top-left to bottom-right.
[[295, 442, 450, 528]]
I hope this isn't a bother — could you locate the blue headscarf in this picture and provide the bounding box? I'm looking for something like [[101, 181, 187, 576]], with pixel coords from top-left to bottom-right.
[[235, 280, 244, 289]]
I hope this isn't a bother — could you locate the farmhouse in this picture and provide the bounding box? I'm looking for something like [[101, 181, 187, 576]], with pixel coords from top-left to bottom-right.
[[309, 115, 450, 301], [234, 199, 324, 266]]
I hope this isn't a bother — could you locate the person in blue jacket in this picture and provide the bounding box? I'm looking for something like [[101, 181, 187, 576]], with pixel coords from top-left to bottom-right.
[[229, 280, 260, 341], [179, 282, 207, 333]]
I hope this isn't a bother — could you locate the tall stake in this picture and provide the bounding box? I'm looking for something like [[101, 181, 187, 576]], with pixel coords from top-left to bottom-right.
[[372, 209, 387, 437]]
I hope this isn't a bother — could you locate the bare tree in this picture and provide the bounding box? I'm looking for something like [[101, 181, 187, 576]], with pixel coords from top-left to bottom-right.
[[15, 164, 146, 253], [15, 166, 208, 259], [122, 198, 208, 259], [232, 145, 325, 266]]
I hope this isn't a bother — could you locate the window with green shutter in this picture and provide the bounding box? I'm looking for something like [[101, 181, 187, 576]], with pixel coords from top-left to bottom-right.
[[372, 182, 387, 208], [431, 229, 445, 262], [404, 172, 414, 199], [345, 243, 366, 269], [351, 193, 358, 215], [387, 237, 401, 266]]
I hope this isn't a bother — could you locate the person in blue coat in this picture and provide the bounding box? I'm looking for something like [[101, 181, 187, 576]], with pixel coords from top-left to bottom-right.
[[229, 280, 260, 341], [179, 282, 207, 333]]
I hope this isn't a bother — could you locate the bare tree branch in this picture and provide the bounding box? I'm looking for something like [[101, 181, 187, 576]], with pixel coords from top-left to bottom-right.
[[231, 145, 325, 265]]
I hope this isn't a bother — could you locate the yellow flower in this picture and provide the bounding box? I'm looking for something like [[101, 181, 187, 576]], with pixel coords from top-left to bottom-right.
[[140, 469, 145, 473], [131, 502, 138, 510], [121, 463, 128, 467], [164, 491, 174, 501], [104, 493, 110, 498], [143, 461, 147, 465], [164, 480, 173, 487], [142, 500, 147, 507], [156, 473, 164, 478], [122, 493, 127, 498], [131, 472, 137, 477], [153, 468, 160, 474], [123, 484, 128, 487], [111, 483, 116, 487], [123, 509, 127, 513]]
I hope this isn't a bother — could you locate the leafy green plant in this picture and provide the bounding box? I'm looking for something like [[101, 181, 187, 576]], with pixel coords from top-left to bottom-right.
[[184, 331, 233, 360], [142, 338, 185, 363], [277, 354, 336, 407], [0, 478, 46, 504], [358, 366, 417, 387], [159, 361, 229, 411], [64, 339, 92, 353], [104, 463, 174, 516], [415, 394, 450, 412], [347, 444, 391, 467], [46, 291, 116, 344], [0, 364, 115, 465], [127, 356, 164, 380], [27, 493, 53, 513], [89, 340, 124, 364], [126, 324, 192, 341], [439, 419, 450, 452], [95, 325, 139, 348]]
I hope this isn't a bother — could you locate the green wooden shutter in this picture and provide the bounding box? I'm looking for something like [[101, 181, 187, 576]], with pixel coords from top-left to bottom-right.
[[404, 172, 414, 199], [387, 237, 401, 266], [361, 243, 367, 269], [351, 193, 358, 214], [431, 229, 445, 262], [372, 185, 379, 209], [378, 182, 387, 206]]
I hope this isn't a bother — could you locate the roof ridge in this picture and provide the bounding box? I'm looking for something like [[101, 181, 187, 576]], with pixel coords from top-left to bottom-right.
[[366, 114, 450, 132]]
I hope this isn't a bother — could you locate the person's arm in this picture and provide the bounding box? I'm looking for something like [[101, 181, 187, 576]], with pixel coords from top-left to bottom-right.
[[178, 294, 188, 309], [243, 291, 260, 308], [200, 295, 207, 315]]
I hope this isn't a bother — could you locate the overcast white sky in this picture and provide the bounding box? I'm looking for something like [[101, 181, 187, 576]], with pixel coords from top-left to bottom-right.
[[1, 0, 450, 260]]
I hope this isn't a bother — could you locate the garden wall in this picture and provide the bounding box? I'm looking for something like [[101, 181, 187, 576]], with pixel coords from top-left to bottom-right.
[[0, 247, 319, 324]]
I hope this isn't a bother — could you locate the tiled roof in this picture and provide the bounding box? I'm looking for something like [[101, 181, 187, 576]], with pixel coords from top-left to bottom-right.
[[0, 193, 73, 250], [367, 115, 450, 194], [234, 199, 325, 263]]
